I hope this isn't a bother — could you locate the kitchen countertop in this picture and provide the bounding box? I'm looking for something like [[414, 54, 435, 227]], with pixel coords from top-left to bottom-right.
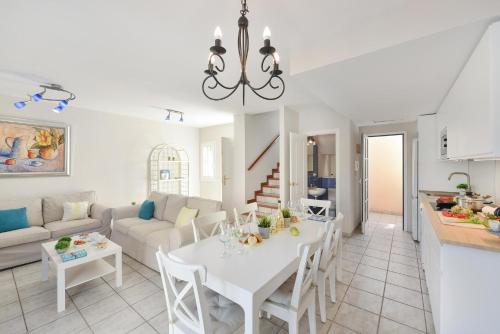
[[419, 191, 500, 253]]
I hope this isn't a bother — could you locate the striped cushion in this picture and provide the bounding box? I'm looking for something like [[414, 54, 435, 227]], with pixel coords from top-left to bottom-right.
[[62, 201, 89, 221], [175, 207, 199, 227]]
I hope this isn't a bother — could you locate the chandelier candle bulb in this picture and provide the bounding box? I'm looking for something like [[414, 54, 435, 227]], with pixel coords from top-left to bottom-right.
[[214, 26, 222, 40], [263, 26, 271, 41], [273, 52, 280, 64]]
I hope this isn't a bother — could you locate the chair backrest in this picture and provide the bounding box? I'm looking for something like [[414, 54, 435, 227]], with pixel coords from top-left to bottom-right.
[[320, 213, 343, 269], [233, 202, 258, 226], [290, 234, 323, 309], [156, 247, 212, 334], [192, 211, 227, 242], [300, 198, 331, 216]]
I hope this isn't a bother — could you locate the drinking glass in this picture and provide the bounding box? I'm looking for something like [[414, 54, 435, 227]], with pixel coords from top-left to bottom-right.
[[218, 224, 231, 258]]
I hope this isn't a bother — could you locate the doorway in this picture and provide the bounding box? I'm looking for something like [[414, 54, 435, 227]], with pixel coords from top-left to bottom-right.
[[362, 134, 405, 233]]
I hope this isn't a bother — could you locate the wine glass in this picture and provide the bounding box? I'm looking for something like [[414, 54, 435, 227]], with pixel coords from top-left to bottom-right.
[[218, 224, 231, 258]]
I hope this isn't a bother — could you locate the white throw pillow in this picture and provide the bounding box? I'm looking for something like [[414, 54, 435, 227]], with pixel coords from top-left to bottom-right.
[[62, 201, 89, 221]]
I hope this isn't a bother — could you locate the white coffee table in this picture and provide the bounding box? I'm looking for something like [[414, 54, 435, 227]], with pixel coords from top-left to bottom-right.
[[41, 236, 122, 312]]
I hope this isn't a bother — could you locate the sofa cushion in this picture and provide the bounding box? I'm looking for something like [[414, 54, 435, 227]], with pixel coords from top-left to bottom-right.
[[187, 197, 222, 217], [114, 217, 161, 235], [175, 207, 199, 228], [44, 218, 101, 239], [148, 192, 168, 220], [0, 226, 50, 249], [43, 191, 96, 223], [162, 194, 187, 222], [62, 201, 90, 221], [0, 208, 29, 233], [0, 198, 43, 226], [128, 221, 173, 243]]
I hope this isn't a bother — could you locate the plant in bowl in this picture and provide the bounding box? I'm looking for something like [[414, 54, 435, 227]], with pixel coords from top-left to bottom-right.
[[258, 216, 272, 239], [456, 183, 469, 196], [55, 237, 72, 254], [282, 208, 291, 227]]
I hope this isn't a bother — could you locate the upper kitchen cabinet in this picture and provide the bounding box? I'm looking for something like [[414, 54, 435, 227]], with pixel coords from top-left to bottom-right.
[[438, 21, 500, 160]]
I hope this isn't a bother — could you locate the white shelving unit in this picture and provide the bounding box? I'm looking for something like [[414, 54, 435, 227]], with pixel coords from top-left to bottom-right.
[[149, 144, 189, 195]]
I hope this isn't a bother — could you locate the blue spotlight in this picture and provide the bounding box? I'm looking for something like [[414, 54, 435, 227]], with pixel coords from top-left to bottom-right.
[[52, 105, 64, 113], [31, 92, 44, 102], [14, 101, 27, 109], [58, 100, 69, 108]]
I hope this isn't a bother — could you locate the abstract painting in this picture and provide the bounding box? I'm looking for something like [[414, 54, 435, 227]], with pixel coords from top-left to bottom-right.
[[0, 117, 70, 176]]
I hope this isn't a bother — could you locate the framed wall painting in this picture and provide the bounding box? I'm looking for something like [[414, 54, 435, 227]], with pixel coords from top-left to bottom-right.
[[0, 117, 70, 177]]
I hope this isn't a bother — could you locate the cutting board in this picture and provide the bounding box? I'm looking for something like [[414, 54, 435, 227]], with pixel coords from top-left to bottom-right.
[[437, 212, 488, 229]]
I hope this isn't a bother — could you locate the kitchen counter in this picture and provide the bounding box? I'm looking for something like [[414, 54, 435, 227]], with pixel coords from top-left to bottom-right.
[[419, 192, 500, 253]]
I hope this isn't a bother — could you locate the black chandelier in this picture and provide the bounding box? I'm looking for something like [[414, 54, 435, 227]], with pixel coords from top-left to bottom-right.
[[202, 0, 285, 106]]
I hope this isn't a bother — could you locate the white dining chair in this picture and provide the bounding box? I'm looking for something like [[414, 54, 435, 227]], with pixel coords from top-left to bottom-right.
[[317, 212, 343, 323], [260, 235, 324, 334], [192, 211, 227, 243], [300, 198, 331, 216], [233, 202, 258, 226], [156, 247, 244, 334]]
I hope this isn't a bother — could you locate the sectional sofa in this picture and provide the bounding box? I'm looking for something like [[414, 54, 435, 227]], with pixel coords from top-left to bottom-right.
[[111, 192, 222, 270], [0, 191, 112, 270]]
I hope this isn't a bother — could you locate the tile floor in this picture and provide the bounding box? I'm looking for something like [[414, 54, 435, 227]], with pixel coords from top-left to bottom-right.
[[0, 213, 434, 334]]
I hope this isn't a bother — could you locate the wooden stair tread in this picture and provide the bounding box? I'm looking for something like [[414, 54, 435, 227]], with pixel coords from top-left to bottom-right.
[[257, 202, 278, 209], [256, 192, 280, 198]]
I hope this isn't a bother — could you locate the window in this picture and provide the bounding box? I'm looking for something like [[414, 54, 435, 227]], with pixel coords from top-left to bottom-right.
[[201, 141, 217, 180]]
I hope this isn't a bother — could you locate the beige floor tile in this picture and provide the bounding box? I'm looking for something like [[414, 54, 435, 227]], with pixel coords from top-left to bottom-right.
[[132, 290, 167, 320], [119, 280, 160, 304], [384, 284, 423, 309], [80, 294, 128, 325], [381, 298, 426, 332], [128, 261, 158, 278], [391, 247, 417, 258], [378, 317, 425, 333], [425, 311, 435, 334], [361, 256, 389, 270], [364, 248, 390, 261], [0, 283, 19, 307], [344, 244, 366, 255], [392, 241, 416, 251], [0, 300, 22, 324], [334, 303, 378, 334], [148, 310, 169, 334], [350, 274, 385, 296], [339, 270, 354, 285], [367, 243, 392, 252], [128, 322, 158, 334], [342, 251, 363, 263], [25, 299, 77, 331], [72, 282, 115, 309], [420, 280, 428, 294], [346, 238, 369, 248], [110, 270, 147, 291], [30, 312, 88, 334], [91, 306, 144, 334], [388, 262, 420, 278], [328, 322, 358, 334], [422, 293, 431, 312], [0, 315, 27, 334], [342, 259, 359, 273], [0, 269, 13, 283], [12, 261, 42, 279], [390, 254, 419, 267], [21, 288, 70, 313], [386, 272, 421, 292], [17, 278, 57, 300], [67, 277, 105, 296], [356, 264, 387, 282], [343, 287, 382, 314]]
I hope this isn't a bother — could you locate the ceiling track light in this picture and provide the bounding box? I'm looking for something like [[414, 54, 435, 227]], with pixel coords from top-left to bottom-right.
[[14, 84, 76, 113], [164, 108, 184, 123]]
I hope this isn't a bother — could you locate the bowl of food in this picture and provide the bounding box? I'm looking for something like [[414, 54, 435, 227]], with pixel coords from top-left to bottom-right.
[[55, 237, 72, 254]]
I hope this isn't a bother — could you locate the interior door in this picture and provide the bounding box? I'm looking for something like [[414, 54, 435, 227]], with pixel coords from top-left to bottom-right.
[[289, 132, 307, 205], [361, 135, 369, 234], [221, 137, 233, 213]]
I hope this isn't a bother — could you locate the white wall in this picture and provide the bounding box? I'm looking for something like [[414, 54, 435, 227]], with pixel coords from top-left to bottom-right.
[[294, 104, 361, 235], [279, 106, 299, 204], [0, 95, 200, 207], [245, 111, 280, 201], [232, 114, 247, 211], [199, 123, 233, 201]]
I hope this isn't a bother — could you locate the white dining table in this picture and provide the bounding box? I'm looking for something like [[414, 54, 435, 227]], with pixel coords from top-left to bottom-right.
[[169, 219, 342, 334]]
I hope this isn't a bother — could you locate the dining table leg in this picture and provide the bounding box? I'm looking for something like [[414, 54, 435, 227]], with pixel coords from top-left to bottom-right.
[[242, 298, 260, 334]]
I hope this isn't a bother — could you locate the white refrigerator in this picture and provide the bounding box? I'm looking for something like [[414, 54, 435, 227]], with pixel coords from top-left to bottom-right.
[[413, 114, 467, 241]]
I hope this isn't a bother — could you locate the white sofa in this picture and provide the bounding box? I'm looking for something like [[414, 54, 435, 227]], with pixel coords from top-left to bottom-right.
[[0, 191, 112, 270], [111, 192, 222, 270]]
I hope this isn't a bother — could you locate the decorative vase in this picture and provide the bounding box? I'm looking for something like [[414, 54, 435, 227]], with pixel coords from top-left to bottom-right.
[[284, 218, 291, 227], [458, 189, 466, 196], [258, 227, 270, 239], [39, 147, 58, 160]]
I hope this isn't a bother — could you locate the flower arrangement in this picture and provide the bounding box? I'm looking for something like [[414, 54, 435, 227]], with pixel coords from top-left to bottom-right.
[[31, 128, 65, 160]]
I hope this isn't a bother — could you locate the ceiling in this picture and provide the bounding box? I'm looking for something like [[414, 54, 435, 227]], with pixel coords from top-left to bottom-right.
[[0, 0, 499, 127]]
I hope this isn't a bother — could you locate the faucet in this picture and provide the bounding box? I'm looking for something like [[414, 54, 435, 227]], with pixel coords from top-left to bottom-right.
[[448, 172, 471, 192]]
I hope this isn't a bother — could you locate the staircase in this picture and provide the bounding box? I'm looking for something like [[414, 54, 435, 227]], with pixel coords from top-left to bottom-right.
[[247, 163, 280, 217]]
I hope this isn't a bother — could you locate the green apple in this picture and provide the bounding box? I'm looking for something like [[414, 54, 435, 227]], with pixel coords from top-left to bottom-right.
[[290, 226, 300, 236]]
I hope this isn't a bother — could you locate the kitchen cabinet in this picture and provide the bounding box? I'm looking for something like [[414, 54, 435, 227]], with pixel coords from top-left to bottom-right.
[[420, 195, 500, 334], [437, 21, 500, 160]]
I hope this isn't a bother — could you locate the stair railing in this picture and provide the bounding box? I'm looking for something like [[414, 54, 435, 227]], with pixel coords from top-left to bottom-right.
[[247, 134, 280, 171]]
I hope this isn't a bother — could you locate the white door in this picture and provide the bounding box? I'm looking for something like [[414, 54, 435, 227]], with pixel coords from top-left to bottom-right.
[[221, 137, 233, 213], [361, 135, 369, 234], [289, 132, 307, 205]]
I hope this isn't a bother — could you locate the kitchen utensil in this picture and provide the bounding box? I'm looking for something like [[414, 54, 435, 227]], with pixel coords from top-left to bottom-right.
[[457, 197, 485, 211]]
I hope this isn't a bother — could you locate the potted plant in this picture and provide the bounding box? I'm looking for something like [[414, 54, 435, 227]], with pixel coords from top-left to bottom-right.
[[456, 183, 469, 196], [31, 128, 65, 160], [282, 208, 291, 227], [257, 216, 271, 239], [55, 236, 71, 254]]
